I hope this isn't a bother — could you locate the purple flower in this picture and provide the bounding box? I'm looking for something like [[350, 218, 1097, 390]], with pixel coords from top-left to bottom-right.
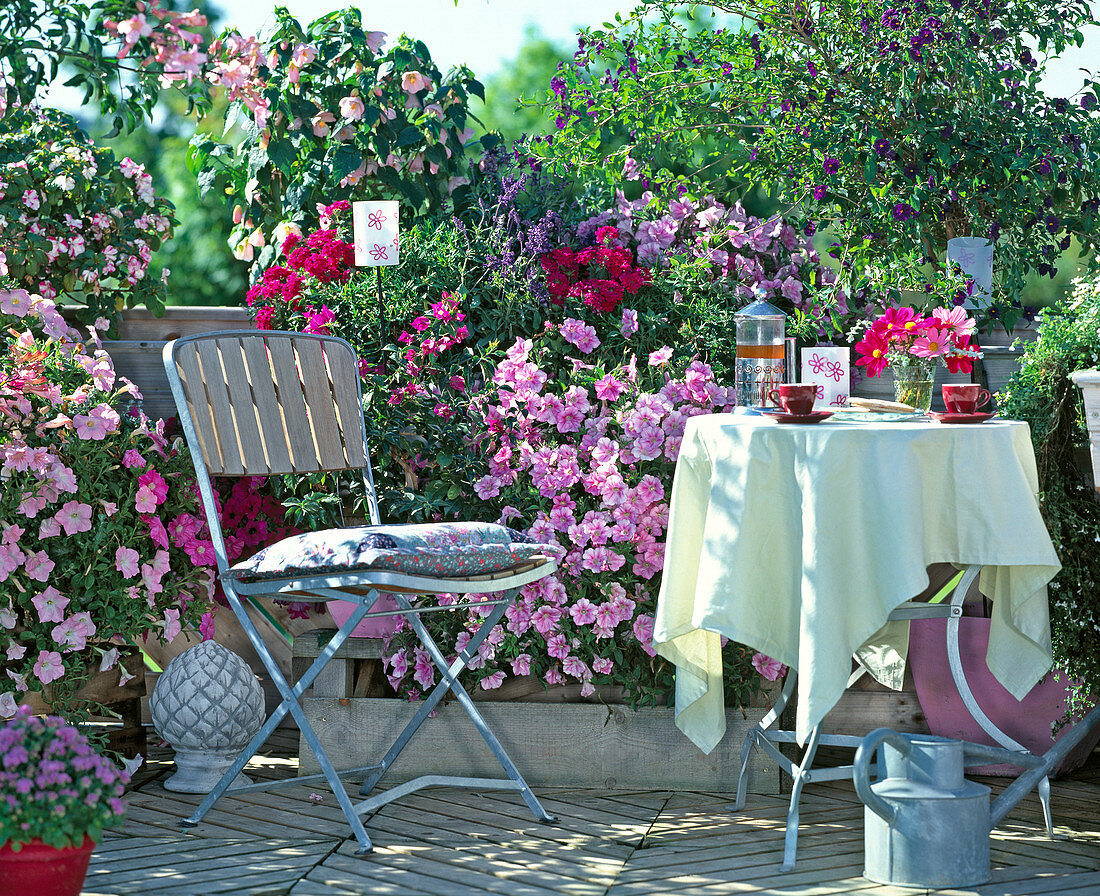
[[823, 157, 839, 175], [813, 185, 827, 201], [549, 76, 567, 96], [1082, 95, 1097, 109], [892, 202, 916, 222], [873, 138, 892, 158]]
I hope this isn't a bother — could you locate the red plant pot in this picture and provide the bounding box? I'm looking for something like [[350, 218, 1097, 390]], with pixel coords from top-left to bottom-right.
[[0, 836, 96, 896], [328, 595, 399, 639], [910, 617, 1100, 776]]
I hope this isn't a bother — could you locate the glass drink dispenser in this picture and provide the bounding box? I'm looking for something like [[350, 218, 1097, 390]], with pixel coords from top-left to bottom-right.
[[734, 292, 787, 407]]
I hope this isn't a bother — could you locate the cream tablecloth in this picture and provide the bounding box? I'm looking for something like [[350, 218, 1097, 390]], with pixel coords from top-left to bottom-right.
[[653, 414, 1060, 754]]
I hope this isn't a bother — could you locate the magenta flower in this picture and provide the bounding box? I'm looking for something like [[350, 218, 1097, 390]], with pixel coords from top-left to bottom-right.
[[510, 654, 532, 676], [569, 597, 599, 625], [752, 653, 787, 681], [163, 608, 182, 642]]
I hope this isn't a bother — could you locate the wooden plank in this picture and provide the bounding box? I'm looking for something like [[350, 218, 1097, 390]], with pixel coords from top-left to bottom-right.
[[292, 631, 385, 660], [325, 340, 369, 469], [216, 336, 269, 475], [820, 688, 930, 736], [298, 698, 780, 793], [194, 339, 244, 475], [114, 306, 253, 340], [267, 336, 318, 472], [295, 338, 347, 470], [174, 343, 225, 473], [240, 336, 294, 474]]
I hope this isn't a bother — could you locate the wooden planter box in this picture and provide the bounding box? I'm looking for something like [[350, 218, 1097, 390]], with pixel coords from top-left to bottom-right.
[[103, 306, 252, 421], [22, 656, 147, 758], [298, 696, 781, 794]]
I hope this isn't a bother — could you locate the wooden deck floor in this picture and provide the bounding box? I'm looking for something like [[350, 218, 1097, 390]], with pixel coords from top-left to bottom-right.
[[85, 730, 1100, 896]]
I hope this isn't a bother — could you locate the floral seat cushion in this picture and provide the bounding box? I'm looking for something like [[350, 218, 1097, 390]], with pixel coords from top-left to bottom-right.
[[230, 521, 560, 582]]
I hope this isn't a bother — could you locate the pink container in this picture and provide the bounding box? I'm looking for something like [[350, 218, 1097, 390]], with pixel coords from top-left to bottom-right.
[[326, 595, 399, 639], [909, 617, 1100, 776]]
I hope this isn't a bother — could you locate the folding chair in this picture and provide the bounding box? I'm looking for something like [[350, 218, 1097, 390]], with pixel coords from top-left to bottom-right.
[[163, 331, 561, 853]]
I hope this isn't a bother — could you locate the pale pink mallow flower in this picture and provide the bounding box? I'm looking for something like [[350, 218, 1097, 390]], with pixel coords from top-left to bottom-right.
[[752, 652, 787, 681], [163, 608, 182, 642], [480, 671, 506, 690], [33, 650, 65, 685], [339, 95, 366, 120], [23, 549, 55, 582], [401, 71, 431, 93]]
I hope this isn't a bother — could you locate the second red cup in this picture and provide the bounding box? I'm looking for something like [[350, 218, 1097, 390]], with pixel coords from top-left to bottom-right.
[[942, 383, 991, 414], [768, 383, 817, 415]]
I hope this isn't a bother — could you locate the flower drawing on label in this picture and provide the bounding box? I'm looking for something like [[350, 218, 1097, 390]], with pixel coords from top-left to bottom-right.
[[824, 359, 844, 382], [808, 352, 826, 375], [831, 393, 848, 407], [814, 384, 824, 399], [367, 210, 387, 229], [959, 250, 975, 266], [369, 244, 389, 261]]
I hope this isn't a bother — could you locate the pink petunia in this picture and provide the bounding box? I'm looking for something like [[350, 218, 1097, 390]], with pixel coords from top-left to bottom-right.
[[137, 470, 168, 503], [33, 650, 65, 685], [569, 598, 599, 626], [480, 670, 506, 690], [648, 346, 673, 366], [620, 307, 639, 337], [752, 652, 787, 681], [23, 549, 54, 582], [510, 653, 532, 676], [55, 500, 93, 536], [115, 546, 140, 578], [163, 608, 182, 642], [32, 586, 69, 623], [134, 486, 158, 514], [531, 605, 563, 636], [633, 614, 657, 657]]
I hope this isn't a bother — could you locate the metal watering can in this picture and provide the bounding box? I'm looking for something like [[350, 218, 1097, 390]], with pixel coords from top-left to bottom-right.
[[854, 706, 1100, 889]]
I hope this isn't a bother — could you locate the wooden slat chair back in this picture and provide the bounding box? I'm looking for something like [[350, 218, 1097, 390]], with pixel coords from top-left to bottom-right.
[[167, 331, 369, 477]]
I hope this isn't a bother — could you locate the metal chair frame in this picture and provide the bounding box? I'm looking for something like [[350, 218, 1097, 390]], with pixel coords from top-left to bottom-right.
[[732, 564, 1055, 871], [163, 331, 559, 853]]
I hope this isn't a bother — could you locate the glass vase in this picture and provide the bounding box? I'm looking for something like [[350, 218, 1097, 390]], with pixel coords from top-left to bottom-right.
[[891, 357, 936, 411]]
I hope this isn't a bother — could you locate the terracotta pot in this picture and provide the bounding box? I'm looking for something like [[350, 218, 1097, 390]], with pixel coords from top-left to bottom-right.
[[0, 836, 96, 896], [909, 617, 1100, 776]]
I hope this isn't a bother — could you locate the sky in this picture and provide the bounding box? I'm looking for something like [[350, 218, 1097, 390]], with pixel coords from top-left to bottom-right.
[[207, 0, 1097, 96], [211, 0, 640, 75]]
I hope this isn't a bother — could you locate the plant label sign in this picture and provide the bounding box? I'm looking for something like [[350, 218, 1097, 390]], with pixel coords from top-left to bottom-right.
[[353, 200, 400, 266], [801, 346, 850, 408]]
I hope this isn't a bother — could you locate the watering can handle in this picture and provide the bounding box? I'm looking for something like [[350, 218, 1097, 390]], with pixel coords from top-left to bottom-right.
[[854, 728, 912, 824]]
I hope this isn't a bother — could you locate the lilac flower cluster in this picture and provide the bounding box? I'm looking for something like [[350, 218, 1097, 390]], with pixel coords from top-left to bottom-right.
[[577, 186, 842, 311], [0, 707, 128, 849]]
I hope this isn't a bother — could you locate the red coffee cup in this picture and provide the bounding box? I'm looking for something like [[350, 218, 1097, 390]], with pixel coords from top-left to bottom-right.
[[768, 383, 817, 415], [942, 383, 991, 414]]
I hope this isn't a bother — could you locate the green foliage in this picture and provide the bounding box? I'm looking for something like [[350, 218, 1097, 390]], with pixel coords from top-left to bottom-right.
[[189, 8, 491, 272], [997, 274, 1100, 717], [537, 0, 1100, 305]]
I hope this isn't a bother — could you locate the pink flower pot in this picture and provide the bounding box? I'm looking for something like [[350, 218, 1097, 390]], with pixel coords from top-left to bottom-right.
[[327, 595, 399, 639], [0, 836, 96, 896], [909, 617, 1100, 776]]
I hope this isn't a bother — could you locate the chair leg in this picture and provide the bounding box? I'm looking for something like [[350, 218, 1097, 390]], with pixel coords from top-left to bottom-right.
[[734, 671, 796, 812], [357, 590, 556, 824], [183, 587, 380, 854], [781, 723, 823, 873]]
